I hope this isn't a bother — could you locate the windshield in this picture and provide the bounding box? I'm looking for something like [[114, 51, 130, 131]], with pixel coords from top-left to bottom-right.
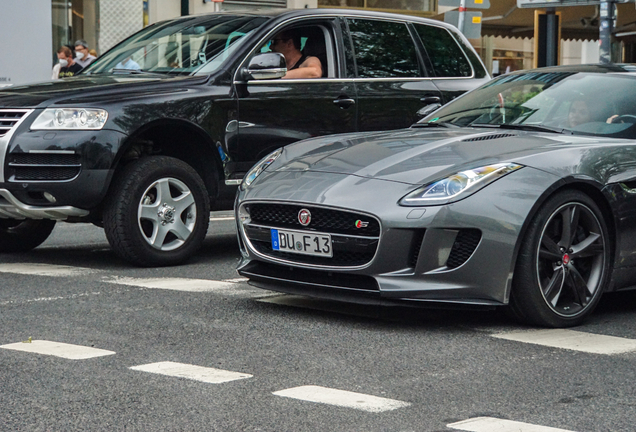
[[424, 71, 636, 138], [83, 15, 268, 76]]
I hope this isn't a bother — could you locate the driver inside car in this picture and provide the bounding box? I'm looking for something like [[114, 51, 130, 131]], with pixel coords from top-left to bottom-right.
[[268, 29, 322, 79]]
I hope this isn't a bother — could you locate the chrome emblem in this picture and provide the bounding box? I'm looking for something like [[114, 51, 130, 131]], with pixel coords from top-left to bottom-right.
[[298, 209, 311, 226], [355, 220, 369, 228]]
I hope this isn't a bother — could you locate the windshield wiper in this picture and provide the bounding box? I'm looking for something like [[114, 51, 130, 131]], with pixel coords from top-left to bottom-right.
[[471, 123, 569, 134], [411, 121, 459, 129], [111, 68, 166, 76]]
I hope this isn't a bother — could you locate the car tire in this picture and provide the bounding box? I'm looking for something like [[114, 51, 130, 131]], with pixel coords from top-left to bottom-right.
[[509, 190, 610, 328], [104, 156, 210, 267], [0, 219, 56, 253]]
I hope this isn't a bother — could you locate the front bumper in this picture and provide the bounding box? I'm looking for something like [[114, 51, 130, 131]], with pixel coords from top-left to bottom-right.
[[236, 167, 561, 306], [0, 188, 89, 219]]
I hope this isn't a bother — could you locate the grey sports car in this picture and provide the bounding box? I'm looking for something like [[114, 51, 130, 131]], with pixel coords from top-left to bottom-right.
[[235, 64, 636, 327]]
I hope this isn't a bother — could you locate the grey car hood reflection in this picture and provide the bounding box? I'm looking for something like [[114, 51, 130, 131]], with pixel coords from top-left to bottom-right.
[[275, 128, 610, 185]]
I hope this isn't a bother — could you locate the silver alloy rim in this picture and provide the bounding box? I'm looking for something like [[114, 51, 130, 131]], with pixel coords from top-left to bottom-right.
[[137, 177, 197, 251], [535, 202, 605, 317]]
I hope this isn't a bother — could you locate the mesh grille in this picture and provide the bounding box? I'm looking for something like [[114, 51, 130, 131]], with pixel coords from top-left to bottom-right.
[[0, 111, 28, 137], [446, 229, 481, 269], [247, 203, 380, 236], [9, 153, 80, 166], [462, 133, 516, 142], [244, 203, 380, 267], [12, 167, 81, 181]]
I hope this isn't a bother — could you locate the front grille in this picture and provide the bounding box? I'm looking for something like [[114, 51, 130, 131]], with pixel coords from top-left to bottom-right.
[[247, 203, 380, 236], [7, 153, 81, 181], [244, 203, 380, 267], [463, 133, 516, 142], [446, 229, 481, 269], [0, 110, 29, 138]]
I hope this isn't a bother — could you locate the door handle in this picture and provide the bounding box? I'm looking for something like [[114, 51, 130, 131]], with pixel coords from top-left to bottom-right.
[[333, 98, 356, 109], [420, 96, 441, 104]]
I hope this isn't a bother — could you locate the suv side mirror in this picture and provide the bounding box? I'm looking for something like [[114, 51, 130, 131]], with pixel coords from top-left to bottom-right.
[[242, 52, 287, 80]]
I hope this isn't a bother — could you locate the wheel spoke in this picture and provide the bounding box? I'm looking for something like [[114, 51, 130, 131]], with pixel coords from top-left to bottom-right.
[[570, 232, 601, 258], [170, 219, 194, 241], [149, 222, 170, 249], [155, 179, 173, 204], [541, 234, 561, 256], [140, 202, 160, 221], [559, 206, 579, 249], [566, 264, 591, 306], [173, 190, 195, 215], [543, 266, 565, 307]]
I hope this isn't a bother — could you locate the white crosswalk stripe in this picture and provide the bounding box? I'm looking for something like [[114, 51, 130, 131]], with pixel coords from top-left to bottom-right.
[[492, 329, 636, 355], [105, 276, 237, 292], [130, 361, 252, 384], [0, 340, 115, 360], [272, 385, 410, 413], [0, 263, 95, 277], [448, 417, 576, 432]]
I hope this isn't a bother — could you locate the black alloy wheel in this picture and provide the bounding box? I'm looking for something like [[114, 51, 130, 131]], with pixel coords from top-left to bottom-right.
[[510, 190, 610, 327]]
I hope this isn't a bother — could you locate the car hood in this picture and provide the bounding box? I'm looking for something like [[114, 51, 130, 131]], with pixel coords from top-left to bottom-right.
[[274, 127, 610, 185], [0, 74, 208, 108]]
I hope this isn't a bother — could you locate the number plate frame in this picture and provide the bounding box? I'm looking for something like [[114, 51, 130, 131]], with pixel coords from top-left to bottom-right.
[[271, 228, 333, 258]]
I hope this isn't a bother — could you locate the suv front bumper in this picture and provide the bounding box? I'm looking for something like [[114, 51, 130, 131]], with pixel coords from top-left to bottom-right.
[[0, 188, 89, 220]]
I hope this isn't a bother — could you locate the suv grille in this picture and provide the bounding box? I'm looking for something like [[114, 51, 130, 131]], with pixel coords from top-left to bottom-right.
[[0, 110, 29, 138], [243, 203, 380, 267], [7, 153, 81, 181]]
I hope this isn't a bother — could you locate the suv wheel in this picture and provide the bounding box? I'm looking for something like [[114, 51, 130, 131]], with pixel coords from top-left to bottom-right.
[[104, 156, 210, 267], [0, 219, 56, 253]]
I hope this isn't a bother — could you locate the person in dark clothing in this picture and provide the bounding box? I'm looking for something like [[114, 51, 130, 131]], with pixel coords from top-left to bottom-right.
[[270, 29, 322, 79], [56, 46, 83, 78]]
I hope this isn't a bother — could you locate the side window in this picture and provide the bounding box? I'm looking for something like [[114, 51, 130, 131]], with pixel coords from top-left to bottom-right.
[[346, 19, 420, 78], [414, 24, 472, 78]]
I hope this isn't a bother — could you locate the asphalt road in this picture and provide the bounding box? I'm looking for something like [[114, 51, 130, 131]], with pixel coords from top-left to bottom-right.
[[2, 216, 636, 431]]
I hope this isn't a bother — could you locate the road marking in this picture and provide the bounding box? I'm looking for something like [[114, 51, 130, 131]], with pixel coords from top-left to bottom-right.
[[0, 340, 115, 360], [0, 291, 103, 306], [223, 277, 249, 283], [448, 417, 575, 431], [130, 361, 252, 384], [492, 329, 636, 355], [0, 263, 95, 277], [272, 385, 410, 413], [105, 277, 237, 292], [210, 216, 235, 221]]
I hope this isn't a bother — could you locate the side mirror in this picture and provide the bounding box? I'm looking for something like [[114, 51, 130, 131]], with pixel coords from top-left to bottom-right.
[[242, 52, 287, 80]]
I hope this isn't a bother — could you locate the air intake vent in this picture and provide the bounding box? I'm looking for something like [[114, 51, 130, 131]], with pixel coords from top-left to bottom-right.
[[0, 110, 30, 138], [462, 133, 517, 142], [446, 229, 481, 269]]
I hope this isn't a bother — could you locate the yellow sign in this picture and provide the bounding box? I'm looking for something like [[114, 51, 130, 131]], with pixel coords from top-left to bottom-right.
[[472, 16, 481, 23], [475, 0, 483, 3]]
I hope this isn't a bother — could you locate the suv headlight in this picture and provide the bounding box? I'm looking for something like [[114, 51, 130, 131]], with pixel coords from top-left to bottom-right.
[[31, 108, 108, 130], [400, 163, 523, 206], [240, 148, 283, 190]]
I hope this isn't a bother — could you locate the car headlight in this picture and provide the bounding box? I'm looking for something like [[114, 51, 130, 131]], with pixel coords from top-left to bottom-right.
[[400, 163, 523, 206], [240, 148, 283, 190], [30, 108, 108, 130]]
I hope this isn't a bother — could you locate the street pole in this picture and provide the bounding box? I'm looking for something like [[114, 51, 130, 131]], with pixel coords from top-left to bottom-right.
[[599, 0, 616, 63], [458, 0, 466, 33]]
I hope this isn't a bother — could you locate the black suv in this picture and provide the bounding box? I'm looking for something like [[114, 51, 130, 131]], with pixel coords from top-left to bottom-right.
[[0, 9, 488, 266]]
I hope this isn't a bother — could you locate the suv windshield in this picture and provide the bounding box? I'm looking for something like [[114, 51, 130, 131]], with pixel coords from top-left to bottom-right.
[[83, 15, 268, 76], [423, 71, 636, 138]]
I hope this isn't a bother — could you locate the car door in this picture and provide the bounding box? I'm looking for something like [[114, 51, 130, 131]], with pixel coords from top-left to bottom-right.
[[412, 23, 490, 104], [343, 17, 443, 132], [233, 19, 357, 179]]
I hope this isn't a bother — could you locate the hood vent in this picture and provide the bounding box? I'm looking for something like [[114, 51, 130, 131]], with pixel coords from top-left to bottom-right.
[[462, 133, 517, 142]]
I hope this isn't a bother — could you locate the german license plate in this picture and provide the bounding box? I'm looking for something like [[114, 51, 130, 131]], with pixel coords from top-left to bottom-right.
[[271, 228, 332, 257]]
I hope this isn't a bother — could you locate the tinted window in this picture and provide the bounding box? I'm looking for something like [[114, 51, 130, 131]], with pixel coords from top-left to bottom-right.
[[347, 19, 419, 78], [414, 24, 472, 78], [450, 30, 487, 78]]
